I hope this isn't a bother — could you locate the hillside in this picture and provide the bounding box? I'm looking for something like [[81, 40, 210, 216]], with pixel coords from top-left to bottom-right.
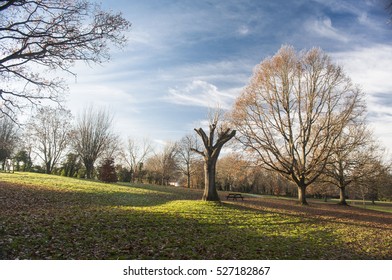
[[0, 172, 391, 259]]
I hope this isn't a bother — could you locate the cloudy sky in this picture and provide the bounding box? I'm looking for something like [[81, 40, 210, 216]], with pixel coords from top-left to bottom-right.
[[66, 0, 392, 151]]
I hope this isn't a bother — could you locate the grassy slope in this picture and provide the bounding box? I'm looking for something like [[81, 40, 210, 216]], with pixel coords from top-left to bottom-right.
[[0, 172, 391, 260]]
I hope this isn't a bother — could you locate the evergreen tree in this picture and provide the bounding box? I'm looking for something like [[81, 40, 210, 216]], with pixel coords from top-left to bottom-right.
[[98, 158, 118, 183]]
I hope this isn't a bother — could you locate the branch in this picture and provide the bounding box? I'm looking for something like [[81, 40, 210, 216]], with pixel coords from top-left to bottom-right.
[[0, 0, 17, 12], [190, 147, 204, 157], [194, 128, 209, 150], [0, 0, 130, 123]]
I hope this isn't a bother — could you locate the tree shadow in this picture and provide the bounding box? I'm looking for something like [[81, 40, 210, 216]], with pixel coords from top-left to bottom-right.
[[1, 182, 390, 260], [1, 202, 386, 260], [221, 196, 392, 230], [0, 181, 200, 211]]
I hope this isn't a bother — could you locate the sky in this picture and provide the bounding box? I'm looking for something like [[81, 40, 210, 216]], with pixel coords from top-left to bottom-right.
[[65, 0, 392, 152]]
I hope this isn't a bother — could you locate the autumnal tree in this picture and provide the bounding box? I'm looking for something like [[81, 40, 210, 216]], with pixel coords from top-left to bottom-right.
[[27, 107, 73, 174], [144, 143, 178, 185], [0, 0, 130, 122], [216, 153, 250, 192], [232, 46, 363, 205], [192, 111, 236, 201], [73, 106, 116, 179]]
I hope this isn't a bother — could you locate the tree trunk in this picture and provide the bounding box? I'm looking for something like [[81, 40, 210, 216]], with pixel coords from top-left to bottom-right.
[[298, 184, 308, 205], [45, 161, 51, 174], [187, 173, 191, 189], [193, 122, 236, 202], [202, 159, 220, 201], [338, 186, 348, 205], [85, 161, 94, 179], [186, 163, 191, 188]]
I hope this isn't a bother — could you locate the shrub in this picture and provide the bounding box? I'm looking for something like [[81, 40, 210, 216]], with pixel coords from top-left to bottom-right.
[[116, 165, 132, 182], [98, 158, 118, 183]]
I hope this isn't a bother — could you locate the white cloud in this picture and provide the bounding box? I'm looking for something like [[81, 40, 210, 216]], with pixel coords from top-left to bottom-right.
[[157, 59, 253, 87], [166, 80, 241, 109], [237, 25, 250, 36], [332, 45, 392, 95], [331, 44, 392, 153], [67, 83, 139, 114], [358, 12, 369, 25], [305, 17, 349, 42], [128, 30, 152, 47]]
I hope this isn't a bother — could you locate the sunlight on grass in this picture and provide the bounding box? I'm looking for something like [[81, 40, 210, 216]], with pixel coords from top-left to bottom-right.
[[0, 172, 167, 196], [1, 172, 391, 259]]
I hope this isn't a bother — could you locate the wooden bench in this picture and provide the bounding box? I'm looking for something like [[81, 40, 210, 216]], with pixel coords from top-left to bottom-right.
[[226, 193, 244, 201]]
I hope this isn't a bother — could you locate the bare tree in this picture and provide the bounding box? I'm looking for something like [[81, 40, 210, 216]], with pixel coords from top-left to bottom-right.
[[192, 110, 236, 201], [0, 0, 130, 122], [176, 134, 200, 188], [352, 144, 389, 204], [160, 142, 178, 186], [232, 46, 364, 205], [377, 164, 392, 201], [123, 137, 153, 182], [73, 106, 116, 179], [27, 106, 73, 174], [321, 123, 370, 205], [0, 110, 19, 169], [101, 134, 121, 162], [145, 142, 178, 185]]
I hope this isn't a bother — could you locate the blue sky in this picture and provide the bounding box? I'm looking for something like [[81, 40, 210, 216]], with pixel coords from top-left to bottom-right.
[[66, 0, 392, 151]]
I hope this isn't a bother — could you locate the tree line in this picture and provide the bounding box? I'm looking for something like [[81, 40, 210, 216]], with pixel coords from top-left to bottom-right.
[[1, 1, 391, 204], [1, 97, 391, 204]]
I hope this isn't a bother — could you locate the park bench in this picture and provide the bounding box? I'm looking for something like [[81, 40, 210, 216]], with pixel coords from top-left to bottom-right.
[[226, 193, 244, 201]]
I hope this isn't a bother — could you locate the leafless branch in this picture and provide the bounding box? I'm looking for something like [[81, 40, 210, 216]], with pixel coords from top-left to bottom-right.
[[0, 0, 130, 122]]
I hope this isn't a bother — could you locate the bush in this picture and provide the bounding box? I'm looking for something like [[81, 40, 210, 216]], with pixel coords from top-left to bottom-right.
[[116, 165, 132, 182], [98, 158, 117, 183]]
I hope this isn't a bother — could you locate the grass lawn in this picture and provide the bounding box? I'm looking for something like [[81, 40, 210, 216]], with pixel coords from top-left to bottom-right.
[[353, 204, 392, 213], [0, 172, 391, 260]]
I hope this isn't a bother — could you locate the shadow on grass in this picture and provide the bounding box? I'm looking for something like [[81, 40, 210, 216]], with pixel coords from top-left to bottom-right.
[[1, 202, 384, 260], [0, 181, 200, 210], [222, 196, 392, 230], [1, 182, 390, 260]]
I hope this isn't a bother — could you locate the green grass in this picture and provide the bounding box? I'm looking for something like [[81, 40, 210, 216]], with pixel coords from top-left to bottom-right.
[[248, 194, 392, 214], [0, 172, 391, 259], [350, 204, 392, 214], [311, 198, 392, 214]]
